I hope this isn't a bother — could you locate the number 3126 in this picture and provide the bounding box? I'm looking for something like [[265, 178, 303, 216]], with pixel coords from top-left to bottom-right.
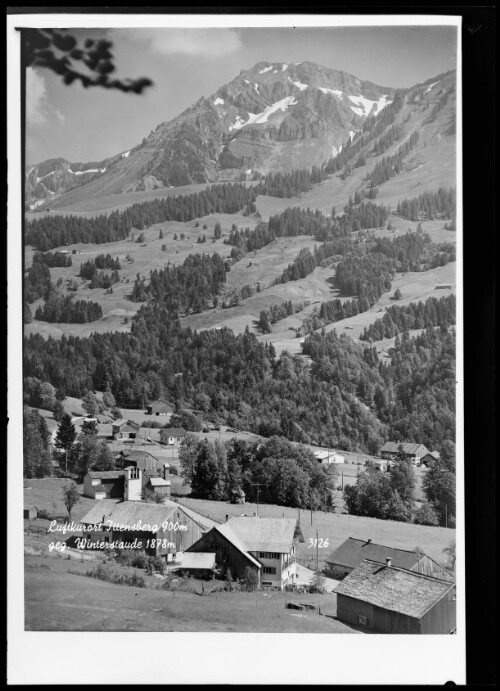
[[308, 538, 329, 548]]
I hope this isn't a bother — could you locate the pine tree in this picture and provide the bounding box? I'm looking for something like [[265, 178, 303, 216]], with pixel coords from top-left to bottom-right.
[[54, 414, 77, 472]]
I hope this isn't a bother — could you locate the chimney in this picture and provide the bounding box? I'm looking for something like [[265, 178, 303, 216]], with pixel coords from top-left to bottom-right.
[[386, 557, 392, 568], [253, 512, 258, 517], [366, 539, 372, 544], [225, 514, 229, 522]]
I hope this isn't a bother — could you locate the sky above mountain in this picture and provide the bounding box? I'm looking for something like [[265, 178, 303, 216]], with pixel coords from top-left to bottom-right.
[[26, 25, 457, 165]]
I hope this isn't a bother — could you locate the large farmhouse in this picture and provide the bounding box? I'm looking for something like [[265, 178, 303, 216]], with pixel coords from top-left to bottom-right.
[[380, 442, 430, 466], [79, 499, 218, 557], [325, 538, 454, 582], [187, 515, 304, 590], [335, 559, 456, 634]]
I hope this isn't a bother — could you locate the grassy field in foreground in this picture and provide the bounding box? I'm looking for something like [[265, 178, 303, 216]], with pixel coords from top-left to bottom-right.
[[24, 554, 353, 633]]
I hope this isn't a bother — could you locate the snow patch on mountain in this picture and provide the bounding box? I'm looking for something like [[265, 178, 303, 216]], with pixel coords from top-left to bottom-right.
[[214, 98, 225, 106], [348, 94, 392, 117], [36, 171, 55, 183], [319, 87, 343, 97], [282, 64, 288, 71], [349, 131, 355, 141], [228, 96, 298, 131], [259, 65, 273, 74], [425, 81, 438, 94], [244, 79, 249, 84], [121, 151, 130, 159], [254, 83, 259, 92], [69, 167, 106, 175], [292, 80, 308, 91]]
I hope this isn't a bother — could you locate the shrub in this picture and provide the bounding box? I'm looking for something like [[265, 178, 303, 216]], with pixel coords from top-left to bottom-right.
[[131, 551, 149, 569]]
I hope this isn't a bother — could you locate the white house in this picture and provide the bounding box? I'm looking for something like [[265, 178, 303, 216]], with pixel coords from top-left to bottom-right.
[[314, 450, 345, 465]]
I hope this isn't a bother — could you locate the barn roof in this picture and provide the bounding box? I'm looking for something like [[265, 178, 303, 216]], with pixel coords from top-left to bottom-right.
[[86, 470, 125, 480], [325, 537, 424, 571], [226, 516, 303, 553], [380, 442, 428, 455], [173, 503, 219, 531], [148, 477, 171, 487], [334, 560, 455, 619], [79, 500, 177, 529], [112, 418, 140, 429], [117, 449, 160, 462], [148, 399, 172, 408]]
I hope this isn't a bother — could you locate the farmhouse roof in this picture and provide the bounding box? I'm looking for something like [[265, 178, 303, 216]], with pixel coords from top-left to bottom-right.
[[334, 559, 455, 619], [380, 442, 428, 455], [86, 470, 125, 480], [163, 427, 186, 436], [226, 516, 303, 553], [149, 398, 172, 407], [113, 418, 140, 429], [325, 537, 424, 571], [173, 503, 219, 531]]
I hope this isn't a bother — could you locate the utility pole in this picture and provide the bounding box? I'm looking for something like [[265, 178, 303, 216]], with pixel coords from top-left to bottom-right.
[[310, 506, 313, 526], [251, 482, 264, 516], [341, 470, 344, 491], [445, 504, 448, 529]]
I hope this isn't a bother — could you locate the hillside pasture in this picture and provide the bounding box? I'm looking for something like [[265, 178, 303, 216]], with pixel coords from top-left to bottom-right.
[[25, 555, 353, 632]]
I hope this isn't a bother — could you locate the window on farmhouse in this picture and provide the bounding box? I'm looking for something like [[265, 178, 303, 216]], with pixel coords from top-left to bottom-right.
[[262, 566, 277, 575], [259, 552, 280, 560], [357, 615, 369, 626]]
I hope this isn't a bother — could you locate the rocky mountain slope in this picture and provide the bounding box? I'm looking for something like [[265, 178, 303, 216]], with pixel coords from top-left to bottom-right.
[[25, 61, 455, 209]]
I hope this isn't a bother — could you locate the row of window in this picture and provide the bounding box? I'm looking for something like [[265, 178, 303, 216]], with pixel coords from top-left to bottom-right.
[[262, 566, 277, 575], [259, 552, 281, 560]]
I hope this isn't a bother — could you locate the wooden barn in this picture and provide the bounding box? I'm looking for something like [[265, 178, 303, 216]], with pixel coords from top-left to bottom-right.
[[79, 499, 218, 558], [112, 419, 141, 440], [335, 559, 456, 634], [325, 538, 454, 582], [146, 399, 173, 416], [115, 448, 161, 472], [186, 521, 262, 582], [83, 470, 125, 500]]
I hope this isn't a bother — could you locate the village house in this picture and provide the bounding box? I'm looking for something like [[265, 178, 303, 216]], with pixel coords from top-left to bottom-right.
[[112, 418, 141, 440], [380, 442, 430, 466], [78, 499, 218, 558], [169, 552, 217, 579], [186, 515, 304, 590], [146, 399, 174, 416], [335, 559, 456, 634], [83, 470, 125, 500], [160, 427, 186, 446], [325, 537, 454, 582]]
